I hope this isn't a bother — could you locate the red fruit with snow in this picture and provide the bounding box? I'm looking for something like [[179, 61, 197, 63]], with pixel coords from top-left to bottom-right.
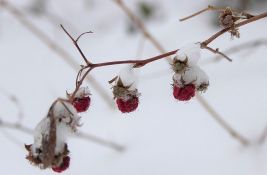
[[173, 84, 196, 101], [116, 96, 139, 113], [52, 156, 70, 173], [72, 96, 90, 113]]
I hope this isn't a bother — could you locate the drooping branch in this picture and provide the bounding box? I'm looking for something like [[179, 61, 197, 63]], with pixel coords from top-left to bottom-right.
[[62, 4, 267, 105], [62, 1, 267, 145]]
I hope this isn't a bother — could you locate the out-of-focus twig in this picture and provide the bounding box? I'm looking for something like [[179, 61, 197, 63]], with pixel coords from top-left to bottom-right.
[[0, 118, 124, 151], [0, 128, 24, 147], [258, 123, 267, 144], [196, 94, 249, 145], [179, 5, 254, 22], [205, 39, 267, 64], [179, 5, 223, 22], [0, 88, 24, 123], [113, 0, 172, 64], [0, 0, 113, 108]]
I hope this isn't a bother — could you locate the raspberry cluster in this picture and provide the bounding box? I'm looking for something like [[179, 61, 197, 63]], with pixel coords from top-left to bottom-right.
[[112, 77, 140, 113], [70, 87, 91, 113], [25, 87, 91, 173], [52, 156, 70, 173], [25, 44, 210, 173], [171, 43, 209, 101]]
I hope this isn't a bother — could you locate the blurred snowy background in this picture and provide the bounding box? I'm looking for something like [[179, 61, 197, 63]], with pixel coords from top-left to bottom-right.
[[1, 0, 267, 174]]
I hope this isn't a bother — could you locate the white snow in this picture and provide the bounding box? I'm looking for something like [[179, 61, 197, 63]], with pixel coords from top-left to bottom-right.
[[173, 64, 209, 87], [73, 87, 91, 98], [31, 117, 50, 157], [117, 65, 138, 90], [175, 43, 201, 65], [1, 0, 267, 175], [31, 100, 79, 157]]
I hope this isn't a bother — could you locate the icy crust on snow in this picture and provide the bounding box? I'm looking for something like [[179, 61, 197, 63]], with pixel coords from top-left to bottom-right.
[[175, 43, 201, 64], [118, 65, 138, 90], [74, 87, 91, 98]]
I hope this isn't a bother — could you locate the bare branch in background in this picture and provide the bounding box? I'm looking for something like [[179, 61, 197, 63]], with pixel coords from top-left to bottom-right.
[[205, 39, 267, 64], [0, 0, 114, 108], [0, 88, 24, 124], [0, 118, 124, 151], [196, 95, 249, 145], [0, 128, 24, 148], [179, 5, 222, 21], [179, 5, 254, 22], [113, 0, 172, 64]]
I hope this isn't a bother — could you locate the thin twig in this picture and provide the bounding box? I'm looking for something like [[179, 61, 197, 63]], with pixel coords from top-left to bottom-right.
[[179, 5, 221, 21], [61, 24, 179, 99], [202, 12, 267, 46], [0, 88, 24, 123], [76, 132, 124, 151], [0, 128, 24, 147], [258, 123, 267, 144], [201, 45, 232, 62], [0, 118, 124, 151], [60, 24, 91, 65], [76, 31, 93, 42], [205, 39, 267, 64], [70, 67, 94, 101], [179, 5, 254, 22]]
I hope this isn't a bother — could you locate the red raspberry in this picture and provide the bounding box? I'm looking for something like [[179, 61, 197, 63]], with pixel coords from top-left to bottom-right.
[[116, 96, 139, 113], [72, 96, 90, 113], [52, 156, 70, 173], [173, 84, 195, 101]]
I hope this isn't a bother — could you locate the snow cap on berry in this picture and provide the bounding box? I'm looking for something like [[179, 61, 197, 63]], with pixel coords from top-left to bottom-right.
[[73, 87, 91, 99], [110, 65, 140, 113], [117, 65, 138, 90], [173, 64, 209, 92], [174, 43, 201, 65], [110, 65, 140, 100]]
